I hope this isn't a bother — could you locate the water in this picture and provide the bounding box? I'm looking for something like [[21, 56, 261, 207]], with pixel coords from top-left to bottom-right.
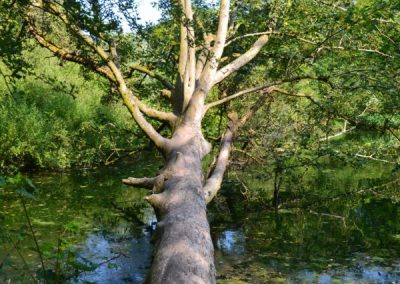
[[212, 202, 400, 283], [1, 156, 399, 283], [211, 162, 400, 283]]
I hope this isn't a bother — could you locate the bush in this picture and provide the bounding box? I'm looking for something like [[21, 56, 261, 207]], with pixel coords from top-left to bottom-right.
[[0, 47, 144, 173]]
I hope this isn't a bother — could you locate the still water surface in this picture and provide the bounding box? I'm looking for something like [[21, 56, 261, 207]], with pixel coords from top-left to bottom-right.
[[1, 155, 399, 283]]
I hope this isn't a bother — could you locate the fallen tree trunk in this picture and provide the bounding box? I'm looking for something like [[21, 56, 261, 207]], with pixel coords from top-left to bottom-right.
[[146, 141, 216, 283], [125, 124, 217, 283]]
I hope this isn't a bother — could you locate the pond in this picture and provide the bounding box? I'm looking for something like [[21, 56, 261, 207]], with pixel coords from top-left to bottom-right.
[[1, 153, 399, 283]]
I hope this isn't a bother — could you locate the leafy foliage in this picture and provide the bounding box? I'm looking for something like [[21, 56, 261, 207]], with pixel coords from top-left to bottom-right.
[[0, 46, 145, 173]]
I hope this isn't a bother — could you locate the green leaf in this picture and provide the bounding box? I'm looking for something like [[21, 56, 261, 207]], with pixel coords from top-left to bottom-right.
[[7, 173, 24, 185]]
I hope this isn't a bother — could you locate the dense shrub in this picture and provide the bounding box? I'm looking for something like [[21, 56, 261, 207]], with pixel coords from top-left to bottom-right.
[[0, 48, 145, 173]]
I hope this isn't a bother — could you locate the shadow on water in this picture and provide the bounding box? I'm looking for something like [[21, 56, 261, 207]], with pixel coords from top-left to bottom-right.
[[1, 156, 399, 283]]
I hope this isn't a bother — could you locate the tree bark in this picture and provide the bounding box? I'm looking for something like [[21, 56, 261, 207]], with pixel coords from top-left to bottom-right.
[[145, 129, 216, 284]]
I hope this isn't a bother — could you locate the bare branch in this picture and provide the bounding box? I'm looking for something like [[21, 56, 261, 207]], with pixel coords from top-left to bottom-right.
[[177, 0, 189, 84], [173, 0, 197, 113], [161, 89, 172, 99], [203, 113, 237, 203], [212, 0, 231, 66], [204, 88, 274, 203], [319, 126, 356, 142], [198, 0, 230, 91], [27, 21, 116, 81], [132, 96, 177, 123], [122, 177, 158, 189], [322, 46, 394, 58], [334, 150, 398, 165], [224, 30, 370, 55], [184, 0, 196, 98], [204, 76, 329, 113], [128, 64, 174, 91], [109, 39, 120, 68], [273, 87, 323, 108], [354, 153, 397, 164], [213, 34, 270, 85], [205, 83, 272, 112], [389, 128, 400, 143], [225, 31, 276, 47], [124, 91, 171, 149], [293, 32, 396, 58]]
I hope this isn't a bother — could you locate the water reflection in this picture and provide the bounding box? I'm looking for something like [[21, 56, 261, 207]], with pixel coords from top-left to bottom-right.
[[293, 262, 400, 284], [75, 231, 152, 284], [0, 154, 159, 283], [211, 182, 400, 283], [216, 229, 246, 255]]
